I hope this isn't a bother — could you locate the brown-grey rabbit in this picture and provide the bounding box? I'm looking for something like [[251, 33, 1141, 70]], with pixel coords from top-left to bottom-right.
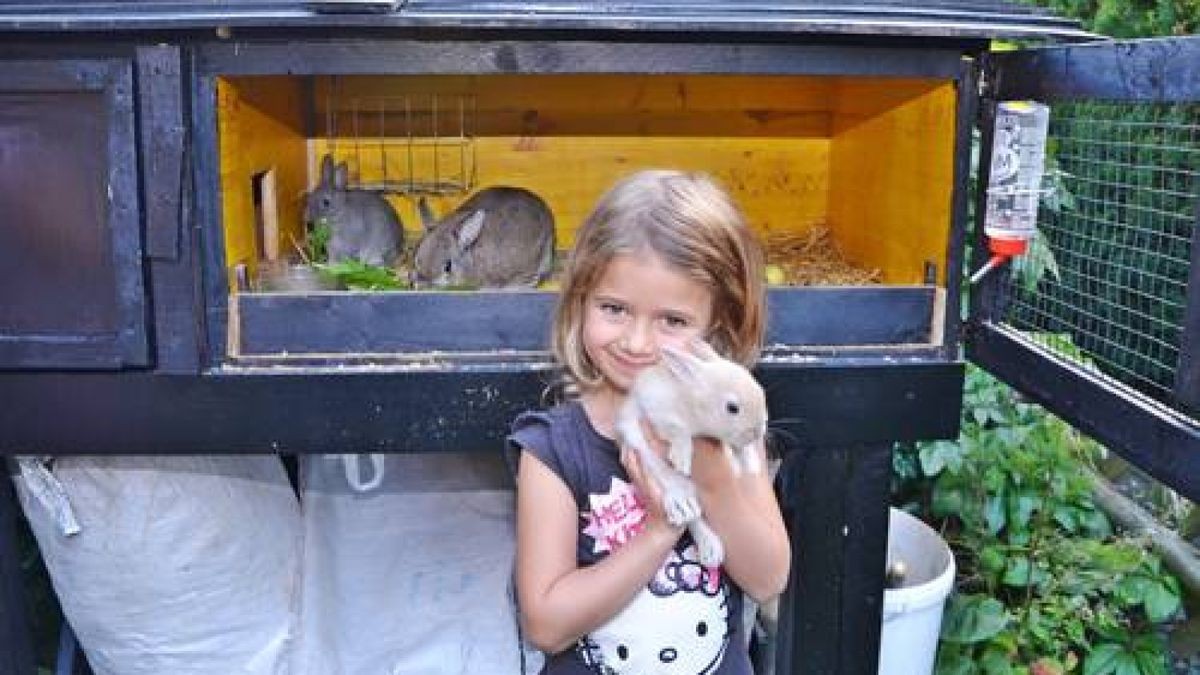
[[411, 186, 555, 289], [615, 339, 768, 567], [304, 155, 404, 267]]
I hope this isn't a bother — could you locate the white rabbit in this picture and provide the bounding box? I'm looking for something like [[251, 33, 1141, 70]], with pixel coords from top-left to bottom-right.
[[615, 339, 768, 567]]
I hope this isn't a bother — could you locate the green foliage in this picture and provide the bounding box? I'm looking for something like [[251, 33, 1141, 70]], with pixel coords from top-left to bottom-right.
[[1023, 0, 1200, 37], [305, 220, 332, 264], [300, 221, 410, 291], [893, 366, 1182, 674], [1007, 101, 1197, 405], [314, 259, 408, 291]]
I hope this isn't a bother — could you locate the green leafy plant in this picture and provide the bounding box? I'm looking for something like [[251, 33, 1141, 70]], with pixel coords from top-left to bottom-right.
[[893, 365, 1182, 674], [305, 220, 332, 264], [314, 259, 407, 291]]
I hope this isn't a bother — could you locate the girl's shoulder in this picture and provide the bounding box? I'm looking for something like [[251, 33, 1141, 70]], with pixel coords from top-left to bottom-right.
[[506, 400, 619, 497], [508, 399, 594, 460]]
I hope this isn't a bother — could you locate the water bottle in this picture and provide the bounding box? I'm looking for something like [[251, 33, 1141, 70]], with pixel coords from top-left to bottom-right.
[[971, 101, 1051, 284]]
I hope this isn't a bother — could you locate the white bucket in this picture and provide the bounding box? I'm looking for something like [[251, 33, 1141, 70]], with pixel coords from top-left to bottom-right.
[[878, 507, 956, 675]]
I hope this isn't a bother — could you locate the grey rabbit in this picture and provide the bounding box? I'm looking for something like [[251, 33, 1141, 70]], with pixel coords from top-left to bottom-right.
[[304, 155, 404, 267], [615, 339, 768, 567], [411, 186, 555, 289]]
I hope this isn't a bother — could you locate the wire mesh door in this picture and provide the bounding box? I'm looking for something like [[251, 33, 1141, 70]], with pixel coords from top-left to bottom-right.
[[999, 101, 1198, 414], [968, 37, 1200, 501]]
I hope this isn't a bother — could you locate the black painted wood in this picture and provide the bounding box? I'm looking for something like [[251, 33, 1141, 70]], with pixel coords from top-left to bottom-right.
[[776, 444, 845, 673], [969, 324, 1200, 502], [1174, 191, 1200, 415], [0, 466, 35, 675], [940, 59, 978, 359], [0, 361, 962, 454], [838, 444, 891, 674], [0, 1, 1085, 40], [968, 95, 1005, 324], [969, 37, 1200, 501], [989, 36, 1200, 103], [195, 39, 967, 79], [233, 287, 938, 356], [193, 73, 224, 369], [138, 45, 204, 374], [772, 442, 892, 674], [139, 45, 185, 263], [0, 57, 149, 370]]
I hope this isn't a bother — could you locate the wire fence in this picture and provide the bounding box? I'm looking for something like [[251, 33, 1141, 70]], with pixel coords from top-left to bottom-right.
[[999, 101, 1199, 415]]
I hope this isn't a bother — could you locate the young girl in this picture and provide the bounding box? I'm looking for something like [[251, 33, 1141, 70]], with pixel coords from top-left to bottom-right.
[[508, 170, 791, 674]]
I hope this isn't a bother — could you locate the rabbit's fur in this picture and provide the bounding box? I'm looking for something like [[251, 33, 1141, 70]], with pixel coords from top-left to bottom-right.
[[412, 186, 555, 289], [304, 156, 404, 268], [615, 339, 768, 567]]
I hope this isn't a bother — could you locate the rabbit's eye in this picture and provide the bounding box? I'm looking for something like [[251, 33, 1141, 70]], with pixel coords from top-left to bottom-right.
[[443, 260, 453, 274], [726, 401, 740, 415]]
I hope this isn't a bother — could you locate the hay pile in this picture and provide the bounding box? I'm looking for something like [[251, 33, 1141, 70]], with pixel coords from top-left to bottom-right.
[[761, 227, 880, 286]]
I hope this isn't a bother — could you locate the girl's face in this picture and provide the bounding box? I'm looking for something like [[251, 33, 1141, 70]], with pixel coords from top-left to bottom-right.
[[582, 251, 714, 394]]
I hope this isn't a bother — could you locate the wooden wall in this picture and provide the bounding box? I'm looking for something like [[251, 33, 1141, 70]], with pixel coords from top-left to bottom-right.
[[217, 76, 308, 284], [219, 74, 956, 286], [827, 79, 957, 284]]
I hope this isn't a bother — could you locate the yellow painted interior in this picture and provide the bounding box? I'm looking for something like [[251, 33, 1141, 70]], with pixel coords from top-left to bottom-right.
[[828, 79, 958, 284], [219, 74, 956, 287], [217, 77, 308, 288]]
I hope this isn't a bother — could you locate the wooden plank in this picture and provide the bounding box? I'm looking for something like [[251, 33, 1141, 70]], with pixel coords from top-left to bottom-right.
[[139, 45, 203, 373], [217, 77, 309, 285], [838, 444, 891, 673], [233, 286, 938, 356], [775, 444, 846, 673], [198, 41, 966, 80], [311, 135, 831, 252], [828, 79, 957, 285], [989, 37, 1200, 103], [0, 361, 963, 454], [314, 73, 840, 116]]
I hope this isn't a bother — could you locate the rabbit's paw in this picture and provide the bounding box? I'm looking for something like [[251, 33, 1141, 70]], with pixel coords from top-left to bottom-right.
[[739, 443, 762, 475], [668, 440, 694, 476], [692, 521, 725, 567], [660, 475, 701, 526]]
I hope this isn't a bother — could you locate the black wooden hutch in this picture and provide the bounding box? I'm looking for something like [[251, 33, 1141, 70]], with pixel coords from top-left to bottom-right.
[[2, 2, 1198, 673]]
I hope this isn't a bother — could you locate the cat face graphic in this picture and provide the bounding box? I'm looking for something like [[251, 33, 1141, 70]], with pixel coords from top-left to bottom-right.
[[580, 547, 731, 675]]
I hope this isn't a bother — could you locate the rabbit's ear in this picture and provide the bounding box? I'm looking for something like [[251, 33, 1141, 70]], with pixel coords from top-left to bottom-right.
[[456, 210, 487, 250], [417, 197, 438, 230], [320, 155, 336, 186], [689, 339, 720, 361], [660, 345, 702, 384], [334, 162, 349, 190]]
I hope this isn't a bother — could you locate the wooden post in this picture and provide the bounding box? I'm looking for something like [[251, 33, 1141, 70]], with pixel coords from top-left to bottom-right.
[[775, 443, 891, 674]]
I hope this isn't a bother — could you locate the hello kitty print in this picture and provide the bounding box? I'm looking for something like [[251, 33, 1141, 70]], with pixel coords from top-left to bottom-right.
[[576, 477, 733, 675]]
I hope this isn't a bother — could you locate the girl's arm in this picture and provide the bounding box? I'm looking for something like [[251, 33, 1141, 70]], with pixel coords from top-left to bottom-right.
[[690, 438, 791, 603], [515, 449, 681, 654]]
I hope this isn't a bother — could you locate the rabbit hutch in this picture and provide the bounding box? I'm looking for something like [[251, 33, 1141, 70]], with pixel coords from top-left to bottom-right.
[[3, 1, 1199, 673]]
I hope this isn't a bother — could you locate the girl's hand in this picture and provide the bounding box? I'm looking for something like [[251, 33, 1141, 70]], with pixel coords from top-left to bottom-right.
[[620, 435, 685, 540]]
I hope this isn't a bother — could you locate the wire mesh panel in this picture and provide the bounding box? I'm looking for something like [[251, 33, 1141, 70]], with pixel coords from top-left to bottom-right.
[[997, 101, 1199, 415]]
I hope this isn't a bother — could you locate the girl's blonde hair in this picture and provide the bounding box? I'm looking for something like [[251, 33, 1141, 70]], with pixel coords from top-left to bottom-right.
[[551, 169, 766, 392]]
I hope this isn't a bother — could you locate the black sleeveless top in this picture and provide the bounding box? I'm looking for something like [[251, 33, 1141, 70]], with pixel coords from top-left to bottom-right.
[[508, 401, 750, 675]]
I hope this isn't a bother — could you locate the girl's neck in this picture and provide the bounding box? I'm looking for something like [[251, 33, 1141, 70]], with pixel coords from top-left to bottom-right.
[[579, 384, 625, 439]]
